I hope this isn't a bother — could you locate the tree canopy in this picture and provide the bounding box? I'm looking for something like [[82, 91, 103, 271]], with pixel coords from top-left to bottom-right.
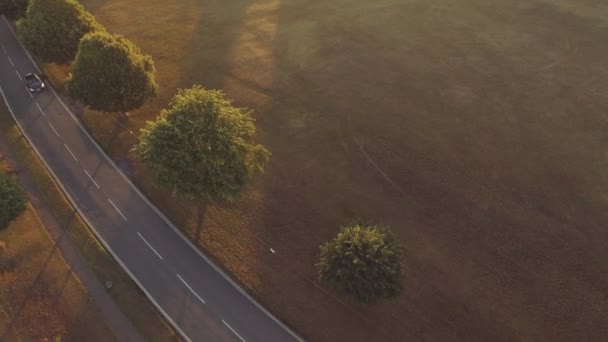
[[0, 170, 27, 229], [134, 86, 270, 201], [17, 0, 102, 64], [65, 31, 158, 112], [0, 0, 29, 20], [317, 224, 404, 303]]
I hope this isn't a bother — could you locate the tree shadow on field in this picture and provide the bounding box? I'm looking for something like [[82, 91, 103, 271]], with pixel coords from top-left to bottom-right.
[[176, 0, 260, 92], [226, 0, 424, 341], [142, 0, 261, 240], [80, 0, 110, 14], [193, 201, 208, 243], [75, 0, 262, 245], [98, 112, 131, 150], [0, 212, 79, 341]]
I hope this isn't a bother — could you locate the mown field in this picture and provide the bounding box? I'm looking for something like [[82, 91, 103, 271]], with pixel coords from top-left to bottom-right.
[[0, 162, 114, 341], [53, 0, 608, 340]]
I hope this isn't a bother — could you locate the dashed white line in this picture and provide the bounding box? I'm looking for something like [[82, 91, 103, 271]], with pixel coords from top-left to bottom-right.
[[84, 169, 100, 189], [63, 143, 77, 161], [137, 232, 163, 260], [108, 198, 128, 222], [25, 87, 32, 98], [35, 102, 45, 116], [7, 55, 13, 66], [2, 16, 303, 342], [0, 21, 198, 342], [176, 274, 206, 305], [1, 44, 6, 54], [14, 69, 21, 80], [222, 320, 246, 342], [48, 122, 59, 137]]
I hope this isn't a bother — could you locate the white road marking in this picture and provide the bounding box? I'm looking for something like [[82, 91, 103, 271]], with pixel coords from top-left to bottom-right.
[[7, 55, 13, 66], [48, 122, 59, 137], [270, 248, 276, 254], [137, 232, 163, 260], [108, 198, 128, 222], [1, 92, 193, 342], [63, 143, 77, 161], [1, 44, 6, 54], [176, 274, 206, 304], [2, 15, 301, 342], [14, 69, 21, 80], [0, 30, 199, 342], [25, 86, 32, 98], [35, 102, 45, 116], [3, 16, 41, 73], [222, 320, 246, 342], [84, 169, 100, 189]]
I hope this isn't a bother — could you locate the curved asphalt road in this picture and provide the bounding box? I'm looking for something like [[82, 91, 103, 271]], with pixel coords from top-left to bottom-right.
[[0, 16, 302, 342]]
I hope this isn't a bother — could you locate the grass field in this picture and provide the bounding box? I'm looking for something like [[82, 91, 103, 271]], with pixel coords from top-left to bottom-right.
[[47, 0, 608, 340], [0, 162, 114, 341], [0, 104, 177, 341]]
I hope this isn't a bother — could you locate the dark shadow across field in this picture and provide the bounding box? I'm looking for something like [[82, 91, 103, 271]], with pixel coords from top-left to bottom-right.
[[78, 0, 608, 340]]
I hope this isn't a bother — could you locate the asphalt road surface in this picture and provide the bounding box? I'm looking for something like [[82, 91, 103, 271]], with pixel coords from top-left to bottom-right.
[[0, 16, 303, 342]]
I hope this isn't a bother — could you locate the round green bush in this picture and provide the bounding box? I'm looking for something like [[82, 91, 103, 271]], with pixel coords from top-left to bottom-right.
[[317, 224, 404, 303], [0, 170, 27, 229]]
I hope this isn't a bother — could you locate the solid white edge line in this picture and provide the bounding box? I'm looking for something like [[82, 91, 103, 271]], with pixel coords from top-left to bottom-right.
[[84, 169, 100, 189], [0, 84, 193, 342], [2, 14, 303, 342], [222, 320, 246, 342], [14, 69, 21, 80], [7, 55, 13, 66], [63, 143, 77, 161], [137, 232, 164, 261], [176, 274, 206, 305], [107, 198, 128, 222], [35, 102, 45, 115], [48, 122, 59, 137], [3, 16, 42, 74]]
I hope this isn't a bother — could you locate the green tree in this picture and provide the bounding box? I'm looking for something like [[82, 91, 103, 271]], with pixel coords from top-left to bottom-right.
[[17, 0, 102, 64], [0, 0, 29, 20], [317, 224, 404, 303], [0, 170, 27, 229], [65, 31, 158, 112], [134, 86, 270, 201]]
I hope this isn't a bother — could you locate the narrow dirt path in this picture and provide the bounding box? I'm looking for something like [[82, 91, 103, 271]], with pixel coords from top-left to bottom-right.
[[0, 142, 144, 342]]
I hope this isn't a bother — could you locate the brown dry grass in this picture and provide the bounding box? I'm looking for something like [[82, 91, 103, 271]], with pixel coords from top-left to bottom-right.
[[0, 162, 114, 341], [0, 104, 177, 341], [47, 0, 608, 340]]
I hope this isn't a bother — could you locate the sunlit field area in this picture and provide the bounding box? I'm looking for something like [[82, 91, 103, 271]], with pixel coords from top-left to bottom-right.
[[53, 0, 608, 340]]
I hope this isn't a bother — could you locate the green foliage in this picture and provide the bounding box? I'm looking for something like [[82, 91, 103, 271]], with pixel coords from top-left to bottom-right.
[[17, 0, 102, 64], [134, 85, 270, 201], [317, 224, 404, 303], [65, 31, 158, 112], [0, 171, 27, 229], [0, 0, 29, 20]]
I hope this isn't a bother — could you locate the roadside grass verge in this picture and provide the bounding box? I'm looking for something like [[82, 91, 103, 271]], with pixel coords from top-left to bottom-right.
[[0, 160, 114, 341], [0, 103, 177, 342], [43, 63, 70, 91]]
